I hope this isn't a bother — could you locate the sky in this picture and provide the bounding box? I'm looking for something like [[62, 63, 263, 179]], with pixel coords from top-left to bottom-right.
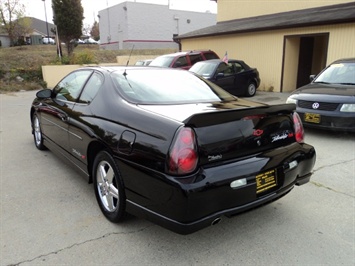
[[23, 0, 217, 27]]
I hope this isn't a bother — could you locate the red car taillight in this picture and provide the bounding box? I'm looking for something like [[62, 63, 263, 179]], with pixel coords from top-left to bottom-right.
[[168, 127, 198, 175], [293, 112, 304, 143]]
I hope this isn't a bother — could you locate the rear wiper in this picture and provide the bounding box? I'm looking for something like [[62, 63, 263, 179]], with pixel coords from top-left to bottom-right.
[[337, 83, 355, 85], [313, 81, 330, 84]]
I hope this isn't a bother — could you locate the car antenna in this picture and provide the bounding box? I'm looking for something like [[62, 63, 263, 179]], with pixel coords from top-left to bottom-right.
[[123, 45, 135, 76]]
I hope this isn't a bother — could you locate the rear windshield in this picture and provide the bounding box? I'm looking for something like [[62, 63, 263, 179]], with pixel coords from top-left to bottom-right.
[[149, 56, 175, 67], [111, 69, 235, 104]]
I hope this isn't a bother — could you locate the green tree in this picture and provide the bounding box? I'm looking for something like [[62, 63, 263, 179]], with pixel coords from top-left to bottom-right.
[[52, 0, 84, 56], [0, 0, 27, 46], [90, 21, 99, 41], [13, 17, 32, 45]]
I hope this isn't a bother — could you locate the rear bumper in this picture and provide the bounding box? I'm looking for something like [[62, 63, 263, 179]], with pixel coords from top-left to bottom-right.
[[295, 172, 312, 186], [121, 143, 316, 234], [127, 180, 298, 235]]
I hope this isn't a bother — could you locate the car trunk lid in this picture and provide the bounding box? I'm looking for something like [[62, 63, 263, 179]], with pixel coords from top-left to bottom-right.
[[139, 101, 297, 166], [183, 103, 297, 166]]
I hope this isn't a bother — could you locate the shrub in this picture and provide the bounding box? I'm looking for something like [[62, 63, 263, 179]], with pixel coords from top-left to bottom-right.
[[15, 68, 42, 81], [71, 49, 97, 64], [0, 69, 5, 78], [51, 55, 71, 65], [51, 50, 97, 65]]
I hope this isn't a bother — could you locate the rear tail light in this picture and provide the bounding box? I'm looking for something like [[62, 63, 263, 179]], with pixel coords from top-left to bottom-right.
[[293, 112, 304, 143], [168, 127, 198, 175]]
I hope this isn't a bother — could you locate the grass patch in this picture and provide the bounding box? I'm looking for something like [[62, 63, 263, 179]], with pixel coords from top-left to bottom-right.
[[0, 45, 175, 93]]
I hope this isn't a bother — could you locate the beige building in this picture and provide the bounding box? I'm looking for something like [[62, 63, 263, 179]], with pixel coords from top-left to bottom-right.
[[177, 0, 355, 92]]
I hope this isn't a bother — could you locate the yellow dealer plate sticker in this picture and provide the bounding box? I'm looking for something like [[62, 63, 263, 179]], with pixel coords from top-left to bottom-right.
[[304, 113, 321, 124], [256, 169, 277, 194]]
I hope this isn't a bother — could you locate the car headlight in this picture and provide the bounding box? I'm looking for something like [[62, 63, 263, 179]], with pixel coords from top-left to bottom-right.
[[340, 104, 355, 112], [286, 95, 297, 104]]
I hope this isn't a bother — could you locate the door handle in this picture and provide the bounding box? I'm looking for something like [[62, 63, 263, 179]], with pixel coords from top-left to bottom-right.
[[58, 114, 68, 122]]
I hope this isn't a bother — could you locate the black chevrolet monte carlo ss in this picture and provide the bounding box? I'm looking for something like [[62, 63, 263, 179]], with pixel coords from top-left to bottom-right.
[[31, 66, 316, 234]]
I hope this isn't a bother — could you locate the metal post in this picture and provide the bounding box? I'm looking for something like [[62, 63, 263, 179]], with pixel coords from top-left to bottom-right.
[[42, 0, 50, 39]]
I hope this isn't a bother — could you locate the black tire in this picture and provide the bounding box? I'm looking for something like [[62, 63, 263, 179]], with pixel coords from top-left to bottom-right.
[[32, 113, 46, 150], [245, 82, 257, 97], [93, 151, 126, 222]]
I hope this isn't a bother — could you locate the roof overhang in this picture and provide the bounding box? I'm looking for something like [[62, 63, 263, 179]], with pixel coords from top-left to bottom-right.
[[176, 2, 355, 40]]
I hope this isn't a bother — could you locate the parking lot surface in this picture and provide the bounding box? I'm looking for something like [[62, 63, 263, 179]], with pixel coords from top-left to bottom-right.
[[1, 90, 354, 265]]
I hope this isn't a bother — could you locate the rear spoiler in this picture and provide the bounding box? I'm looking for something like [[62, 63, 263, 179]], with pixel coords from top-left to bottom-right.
[[183, 104, 296, 127]]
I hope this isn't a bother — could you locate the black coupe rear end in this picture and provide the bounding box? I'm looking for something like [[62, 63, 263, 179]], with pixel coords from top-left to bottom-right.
[[31, 67, 315, 234]]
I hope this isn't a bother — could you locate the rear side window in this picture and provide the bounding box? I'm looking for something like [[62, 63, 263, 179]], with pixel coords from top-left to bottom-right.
[[231, 62, 245, 73], [173, 56, 188, 68], [189, 54, 203, 65], [203, 52, 219, 60]]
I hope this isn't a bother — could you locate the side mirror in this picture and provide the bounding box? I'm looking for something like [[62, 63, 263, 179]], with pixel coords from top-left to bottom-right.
[[36, 89, 52, 99], [309, 75, 316, 82]]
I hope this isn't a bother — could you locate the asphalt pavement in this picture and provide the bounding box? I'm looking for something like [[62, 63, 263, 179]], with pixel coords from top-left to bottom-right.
[[0, 90, 354, 265], [250, 90, 291, 104]]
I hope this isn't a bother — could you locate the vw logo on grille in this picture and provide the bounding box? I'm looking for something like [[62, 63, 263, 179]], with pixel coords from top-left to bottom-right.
[[312, 102, 320, 109]]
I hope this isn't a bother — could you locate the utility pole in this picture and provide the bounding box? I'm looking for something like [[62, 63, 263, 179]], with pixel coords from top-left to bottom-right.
[[42, 0, 50, 39]]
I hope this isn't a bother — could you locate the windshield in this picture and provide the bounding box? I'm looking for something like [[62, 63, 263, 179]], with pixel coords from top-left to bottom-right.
[[111, 69, 235, 104], [315, 62, 355, 84], [189, 62, 217, 78], [149, 56, 175, 67]]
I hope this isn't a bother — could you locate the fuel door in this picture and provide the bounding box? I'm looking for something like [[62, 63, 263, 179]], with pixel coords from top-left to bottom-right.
[[118, 130, 136, 154]]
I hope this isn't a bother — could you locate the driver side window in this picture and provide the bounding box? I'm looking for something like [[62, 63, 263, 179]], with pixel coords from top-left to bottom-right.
[[216, 63, 233, 76], [54, 70, 93, 102], [78, 72, 103, 104]]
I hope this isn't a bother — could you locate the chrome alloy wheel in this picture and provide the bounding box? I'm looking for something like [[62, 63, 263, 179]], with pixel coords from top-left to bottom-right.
[[247, 83, 256, 97], [96, 160, 119, 212]]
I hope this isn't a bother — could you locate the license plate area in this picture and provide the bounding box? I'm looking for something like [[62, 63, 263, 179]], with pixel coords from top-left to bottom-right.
[[304, 113, 321, 124], [256, 169, 277, 194]]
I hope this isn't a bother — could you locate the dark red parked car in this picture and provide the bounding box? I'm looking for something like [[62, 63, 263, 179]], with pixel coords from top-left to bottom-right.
[[149, 50, 219, 70]]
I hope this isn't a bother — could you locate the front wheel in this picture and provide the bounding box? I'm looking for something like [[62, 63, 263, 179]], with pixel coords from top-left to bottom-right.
[[245, 82, 257, 97], [93, 151, 126, 222], [32, 113, 46, 150]]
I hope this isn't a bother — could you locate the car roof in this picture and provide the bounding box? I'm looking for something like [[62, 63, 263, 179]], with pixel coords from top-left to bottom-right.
[[332, 58, 355, 64], [156, 50, 216, 57], [79, 65, 180, 73], [158, 52, 187, 57], [195, 59, 245, 64]]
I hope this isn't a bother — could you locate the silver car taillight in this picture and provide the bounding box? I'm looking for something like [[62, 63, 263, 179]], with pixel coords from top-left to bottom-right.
[[293, 112, 304, 143]]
